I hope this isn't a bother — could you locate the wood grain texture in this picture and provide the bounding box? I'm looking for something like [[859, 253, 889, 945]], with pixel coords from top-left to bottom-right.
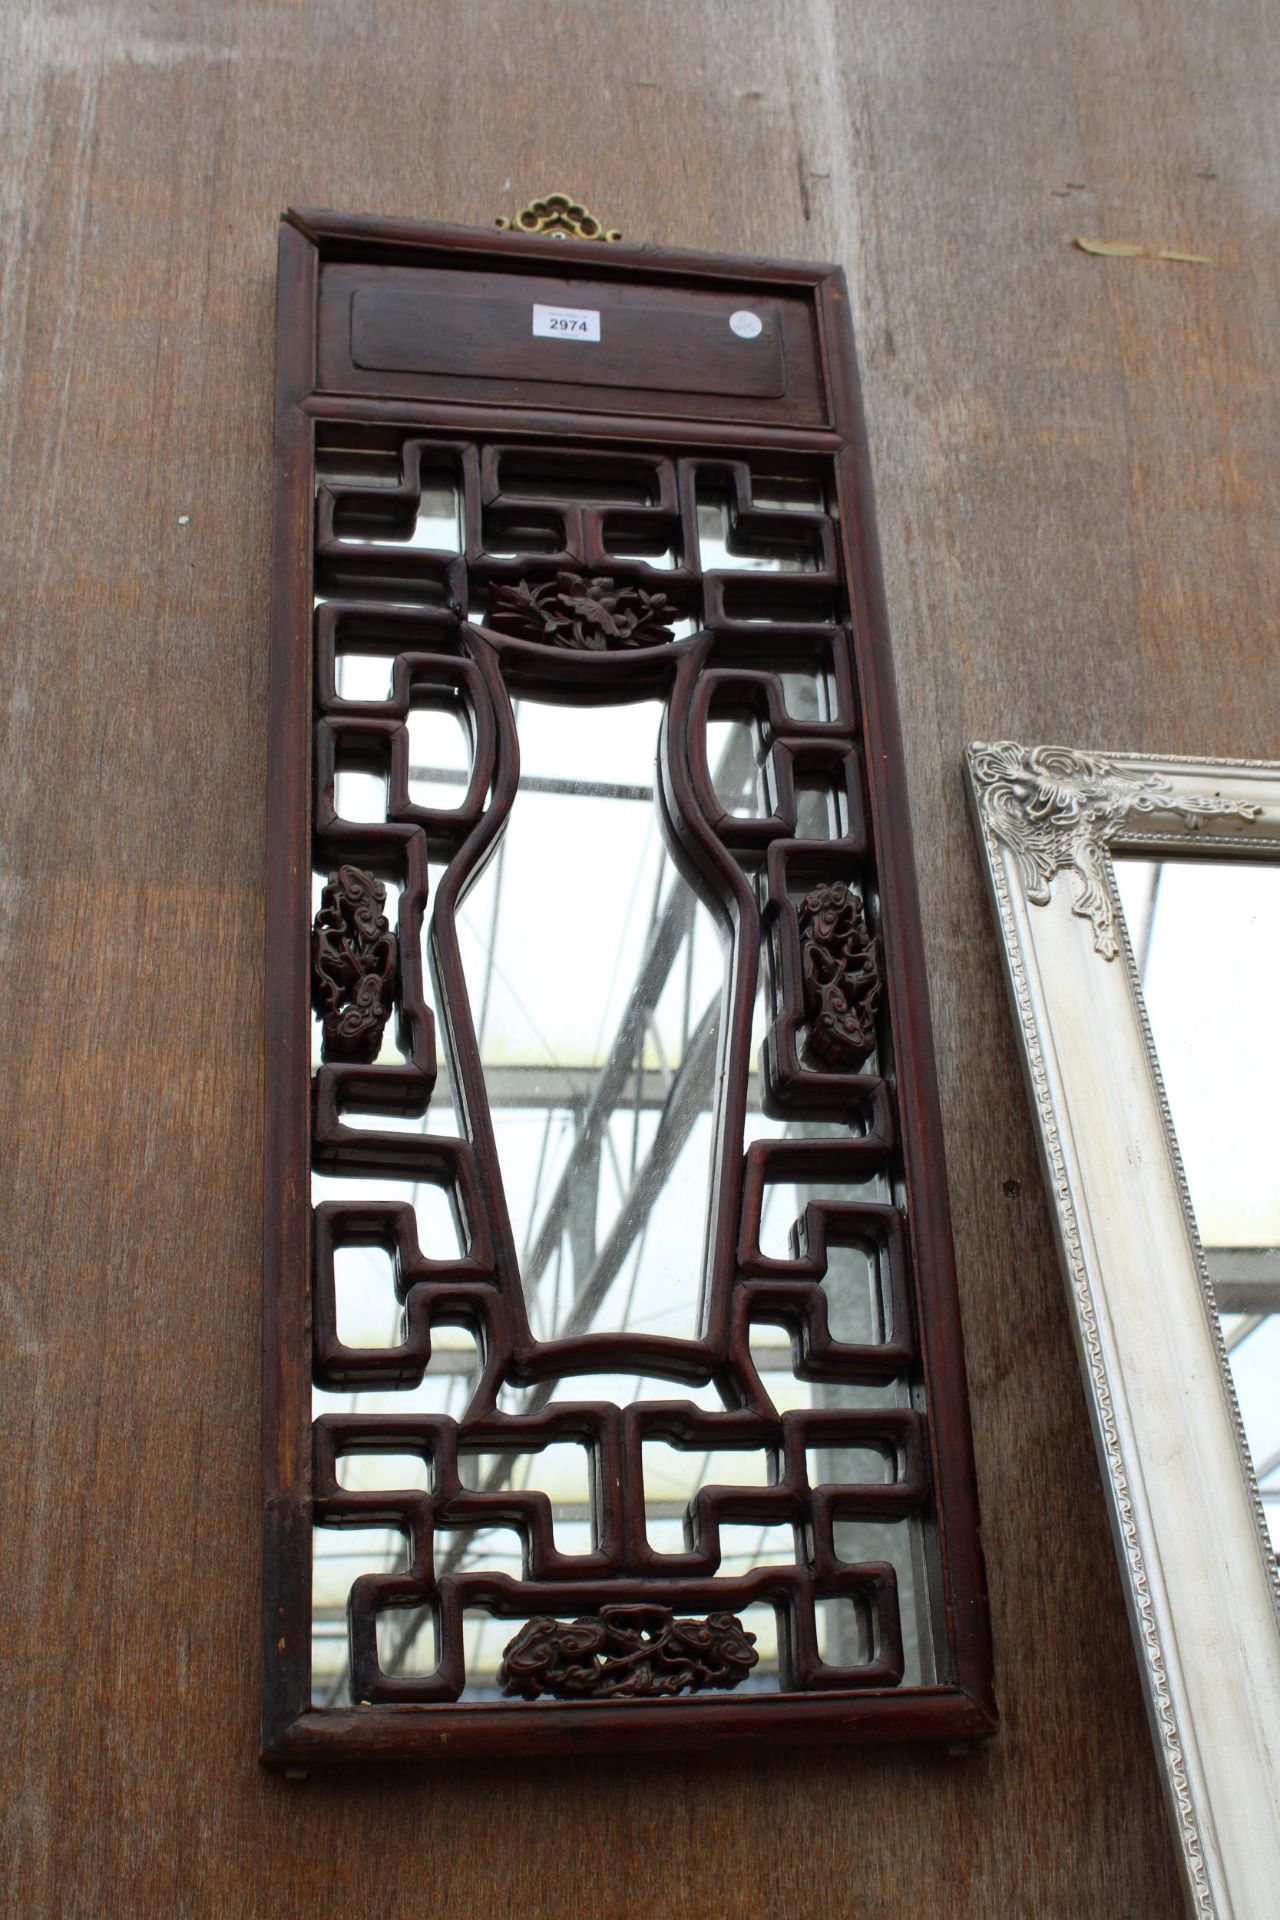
[[1, 0, 1274, 1913]]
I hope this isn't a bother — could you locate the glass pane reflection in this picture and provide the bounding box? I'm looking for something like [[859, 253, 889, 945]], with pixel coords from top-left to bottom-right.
[[1115, 857, 1280, 1560], [310, 684, 933, 1699], [455, 698, 726, 1344]]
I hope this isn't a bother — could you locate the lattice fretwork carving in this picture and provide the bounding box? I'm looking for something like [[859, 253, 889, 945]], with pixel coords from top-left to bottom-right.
[[267, 208, 993, 1762]]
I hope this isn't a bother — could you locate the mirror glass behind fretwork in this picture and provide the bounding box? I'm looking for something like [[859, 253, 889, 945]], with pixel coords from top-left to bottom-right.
[[1113, 857, 1280, 1569], [271, 223, 995, 1764], [310, 656, 932, 1697], [311, 681, 931, 1705]]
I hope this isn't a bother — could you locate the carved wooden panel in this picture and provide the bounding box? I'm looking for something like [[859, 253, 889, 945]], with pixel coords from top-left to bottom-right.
[[264, 208, 994, 1762]]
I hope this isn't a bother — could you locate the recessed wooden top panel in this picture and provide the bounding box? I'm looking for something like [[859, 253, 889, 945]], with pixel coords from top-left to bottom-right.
[[317, 261, 828, 425]]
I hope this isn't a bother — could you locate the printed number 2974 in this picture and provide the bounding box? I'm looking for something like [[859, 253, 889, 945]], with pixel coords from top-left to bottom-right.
[[532, 304, 601, 341]]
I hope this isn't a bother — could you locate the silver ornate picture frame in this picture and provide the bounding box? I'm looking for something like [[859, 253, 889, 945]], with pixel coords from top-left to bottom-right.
[[966, 744, 1280, 1920]]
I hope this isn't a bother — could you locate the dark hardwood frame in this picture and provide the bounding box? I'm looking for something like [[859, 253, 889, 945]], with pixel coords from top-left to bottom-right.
[[264, 207, 996, 1762]]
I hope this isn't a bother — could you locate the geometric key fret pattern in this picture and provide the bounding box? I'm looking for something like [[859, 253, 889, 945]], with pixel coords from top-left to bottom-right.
[[310, 434, 925, 1705], [264, 212, 993, 1763]]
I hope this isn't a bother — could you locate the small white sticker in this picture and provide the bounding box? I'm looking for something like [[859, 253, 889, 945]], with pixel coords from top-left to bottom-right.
[[730, 309, 764, 339], [532, 303, 601, 342]]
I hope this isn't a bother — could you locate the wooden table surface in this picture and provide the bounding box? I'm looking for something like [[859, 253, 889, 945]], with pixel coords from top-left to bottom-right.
[[2, 2, 1275, 1914]]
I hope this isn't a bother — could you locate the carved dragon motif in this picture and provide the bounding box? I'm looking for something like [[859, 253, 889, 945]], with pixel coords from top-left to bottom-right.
[[312, 865, 396, 1060], [798, 882, 881, 1069], [498, 1605, 758, 1700], [487, 572, 678, 650], [969, 741, 1263, 959]]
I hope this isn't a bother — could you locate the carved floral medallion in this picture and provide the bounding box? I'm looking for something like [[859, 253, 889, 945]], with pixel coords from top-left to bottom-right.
[[799, 882, 882, 1068], [312, 864, 396, 1059], [487, 572, 679, 650], [499, 1605, 759, 1700]]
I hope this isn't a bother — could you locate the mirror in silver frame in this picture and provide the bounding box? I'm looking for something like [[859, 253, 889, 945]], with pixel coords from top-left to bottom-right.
[[966, 743, 1280, 1920]]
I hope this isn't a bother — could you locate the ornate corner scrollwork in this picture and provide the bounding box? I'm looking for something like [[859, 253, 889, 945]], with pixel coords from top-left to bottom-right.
[[969, 741, 1263, 960], [312, 865, 396, 1060], [799, 882, 881, 1067], [495, 192, 621, 243], [498, 1605, 758, 1700], [487, 572, 678, 650]]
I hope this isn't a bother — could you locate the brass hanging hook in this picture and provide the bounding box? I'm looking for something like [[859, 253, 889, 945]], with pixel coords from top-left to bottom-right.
[[495, 192, 622, 243]]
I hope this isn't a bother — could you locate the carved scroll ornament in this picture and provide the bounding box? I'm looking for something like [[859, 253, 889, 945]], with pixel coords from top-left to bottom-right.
[[487, 572, 678, 651], [312, 865, 396, 1059], [969, 741, 1262, 959], [799, 882, 881, 1068], [499, 1606, 758, 1700]]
